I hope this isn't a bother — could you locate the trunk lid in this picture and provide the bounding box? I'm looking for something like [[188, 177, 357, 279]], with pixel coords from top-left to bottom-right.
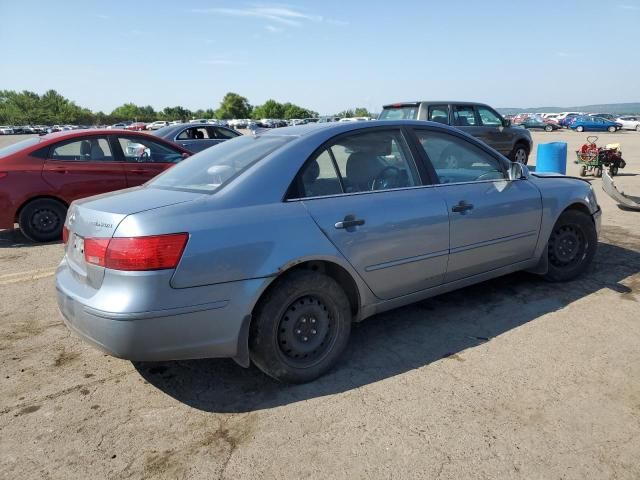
[[64, 186, 203, 289]]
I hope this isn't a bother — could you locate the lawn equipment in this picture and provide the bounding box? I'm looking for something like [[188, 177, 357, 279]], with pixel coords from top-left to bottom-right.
[[575, 136, 626, 177]]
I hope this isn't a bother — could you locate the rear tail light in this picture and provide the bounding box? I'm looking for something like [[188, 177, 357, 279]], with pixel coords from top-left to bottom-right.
[[62, 225, 69, 245], [84, 233, 188, 271]]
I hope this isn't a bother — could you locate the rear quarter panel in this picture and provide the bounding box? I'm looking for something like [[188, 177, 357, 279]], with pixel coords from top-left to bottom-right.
[[114, 198, 375, 303]]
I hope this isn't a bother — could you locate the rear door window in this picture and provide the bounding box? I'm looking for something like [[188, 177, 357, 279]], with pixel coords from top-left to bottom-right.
[[452, 105, 478, 126], [51, 137, 114, 161], [209, 127, 241, 139], [427, 105, 449, 124]]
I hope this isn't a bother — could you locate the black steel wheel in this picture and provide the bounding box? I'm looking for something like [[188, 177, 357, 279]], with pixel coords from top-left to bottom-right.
[[509, 143, 529, 165], [18, 198, 67, 243], [250, 270, 352, 383], [544, 210, 597, 282]]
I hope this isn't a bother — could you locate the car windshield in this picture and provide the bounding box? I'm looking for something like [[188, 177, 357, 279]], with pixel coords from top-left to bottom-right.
[[379, 105, 419, 120], [0, 137, 42, 158], [148, 134, 293, 193]]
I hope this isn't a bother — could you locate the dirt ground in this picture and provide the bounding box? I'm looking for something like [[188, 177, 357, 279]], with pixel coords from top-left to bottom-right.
[[1, 129, 639, 479]]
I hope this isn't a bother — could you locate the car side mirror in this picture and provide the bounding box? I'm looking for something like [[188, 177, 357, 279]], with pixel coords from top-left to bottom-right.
[[502, 118, 511, 128], [181, 152, 190, 160], [508, 162, 529, 180]]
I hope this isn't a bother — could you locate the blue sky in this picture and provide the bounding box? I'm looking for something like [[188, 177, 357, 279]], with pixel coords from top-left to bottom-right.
[[1, 1, 638, 115]]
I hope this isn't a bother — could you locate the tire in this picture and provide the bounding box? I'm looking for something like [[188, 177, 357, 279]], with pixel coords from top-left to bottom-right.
[[609, 165, 619, 176], [544, 125, 553, 132], [576, 126, 584, 132], [636, 125, 640, 132], [608, 126, 616, 133], [579, 165, 587, 177], [18, 198, 67, 243], [544, 210, 597, 282], [509, 143, 529, 165], [594, 167, 603, 178], [250, 270, 352, 383]]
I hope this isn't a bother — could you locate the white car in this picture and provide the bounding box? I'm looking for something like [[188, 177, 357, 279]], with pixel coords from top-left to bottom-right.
[[616, 116, 640, 131], [0, 126, 14, 135], [147, 121, 169, 130]]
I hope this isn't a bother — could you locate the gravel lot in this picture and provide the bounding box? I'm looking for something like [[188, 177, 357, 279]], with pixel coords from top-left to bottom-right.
[[1, 130, 639, 479]]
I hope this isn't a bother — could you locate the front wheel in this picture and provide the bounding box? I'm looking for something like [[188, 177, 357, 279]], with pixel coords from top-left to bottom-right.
[[18, 198, 67, 243], [509, 144, 529, 165], [608, 126, 616, 133], [544, 124, 553, 132], [250, 270, 352, 383], [579, 165, 587, 177], [576, 126, 584, 132], [544, 210, 597, 282]]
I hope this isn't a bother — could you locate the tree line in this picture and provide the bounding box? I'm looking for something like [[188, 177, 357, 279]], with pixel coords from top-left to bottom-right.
[[0, 90, 373, 125]]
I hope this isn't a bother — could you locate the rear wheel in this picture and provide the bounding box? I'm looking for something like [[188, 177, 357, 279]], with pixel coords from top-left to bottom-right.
[[576, 125, 584, 132], [594, 166, 603, 177], [509, 143, 529, 165], [608, 126, 616, 133], [544, 124, 553, 132], [250, 270, 352, 383], [609, 165, 619, 176], [579, 165, 587, 177], [544, 210, 597, 282], [18, 198, 67, 243], [636, 125, 640, 132]]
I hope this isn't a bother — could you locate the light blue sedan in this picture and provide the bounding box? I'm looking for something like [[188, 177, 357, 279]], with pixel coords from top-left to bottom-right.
[[56, 121, 601, 383]]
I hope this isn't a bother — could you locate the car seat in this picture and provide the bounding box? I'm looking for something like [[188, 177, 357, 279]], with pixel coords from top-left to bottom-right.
[[345, 152, 386, 192], [195, 130, 204, 139]]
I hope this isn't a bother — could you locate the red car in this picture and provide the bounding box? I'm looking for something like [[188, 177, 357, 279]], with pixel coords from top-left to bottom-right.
[[0, 129, 191, 242], [125, 122, 148, 131]]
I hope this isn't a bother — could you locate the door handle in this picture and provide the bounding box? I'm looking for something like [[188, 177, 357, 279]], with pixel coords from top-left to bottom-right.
[[451, 201, 474, 213], [334, 214, 365, 229], [49, 167, 68, 174], [130, 169, 146, 173]]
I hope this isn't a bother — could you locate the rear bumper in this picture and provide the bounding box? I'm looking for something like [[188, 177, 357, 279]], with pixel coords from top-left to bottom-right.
[[56, 258, 267, 362]]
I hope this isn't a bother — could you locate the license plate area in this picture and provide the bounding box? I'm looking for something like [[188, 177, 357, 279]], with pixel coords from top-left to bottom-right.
[[69, 233, 85, 265]]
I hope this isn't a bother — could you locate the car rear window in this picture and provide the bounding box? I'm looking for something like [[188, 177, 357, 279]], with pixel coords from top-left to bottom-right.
[[148, 134, 293, 193], [0, 137, 42, 159], [379, 105, 419, 120]]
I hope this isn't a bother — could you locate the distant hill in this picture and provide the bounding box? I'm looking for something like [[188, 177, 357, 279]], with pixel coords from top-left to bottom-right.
[[497, 103, 640, 115]]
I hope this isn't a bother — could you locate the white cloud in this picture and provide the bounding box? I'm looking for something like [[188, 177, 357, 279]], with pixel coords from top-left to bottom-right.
[[192, 5, 346, 29], [556, 51, 571, 57], [618, 4, 640, 10], [265, 25, 283, 33]]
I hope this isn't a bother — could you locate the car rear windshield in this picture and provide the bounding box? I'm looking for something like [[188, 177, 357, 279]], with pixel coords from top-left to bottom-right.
[[0, 137, 42, 159], [148, 134, 293, 193], [378, 105, 419, 120]]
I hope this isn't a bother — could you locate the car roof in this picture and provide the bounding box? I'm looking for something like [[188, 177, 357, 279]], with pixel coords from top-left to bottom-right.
[[382, 101, 493, 107], [40, 129, 153, 141], [258, 119, 467, 138]]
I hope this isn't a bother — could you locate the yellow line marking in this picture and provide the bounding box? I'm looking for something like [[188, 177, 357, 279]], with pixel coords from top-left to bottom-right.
[[0, 268, 57, 285]]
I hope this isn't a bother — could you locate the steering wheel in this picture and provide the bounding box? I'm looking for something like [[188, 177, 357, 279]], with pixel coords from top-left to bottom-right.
[[138, 150, 149, 162], [371, 166, 401, 190]]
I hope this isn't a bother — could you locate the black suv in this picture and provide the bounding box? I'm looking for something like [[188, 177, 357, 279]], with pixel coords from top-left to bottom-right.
[[379, 101, 532, 164]]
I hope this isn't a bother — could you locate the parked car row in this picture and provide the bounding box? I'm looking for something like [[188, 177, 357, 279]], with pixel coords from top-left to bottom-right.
[[506, 111, 638, 132]]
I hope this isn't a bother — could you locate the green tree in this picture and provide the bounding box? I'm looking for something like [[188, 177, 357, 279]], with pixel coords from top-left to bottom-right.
[[354, 107, 371, 117], [215, 92, 251, 119], [252, 99, 285, 119], [337, 109, 354, 118], [161, 106, 192, 122]]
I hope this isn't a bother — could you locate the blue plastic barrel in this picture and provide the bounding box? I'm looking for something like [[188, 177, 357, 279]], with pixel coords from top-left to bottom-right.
[[536, 142, 567, 174]]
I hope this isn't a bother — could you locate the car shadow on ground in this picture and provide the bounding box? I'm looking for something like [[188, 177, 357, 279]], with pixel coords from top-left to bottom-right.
[[0, 229, 60, 248], [135, 226, 640, 413]]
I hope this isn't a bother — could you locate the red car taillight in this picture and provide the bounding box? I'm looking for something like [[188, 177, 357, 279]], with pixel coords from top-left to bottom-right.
[[62, 225, 70, 245], [84, 233, 188, 271]]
